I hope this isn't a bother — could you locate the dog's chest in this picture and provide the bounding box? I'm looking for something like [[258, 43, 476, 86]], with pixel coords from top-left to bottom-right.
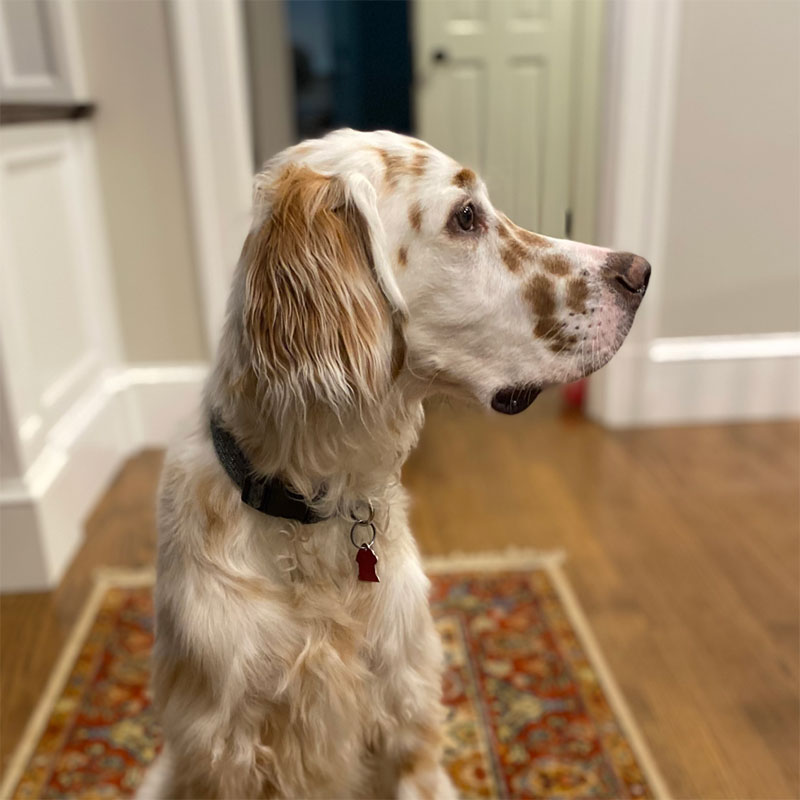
[[243, 514, 440, 743], [264, 552, 434, 719]]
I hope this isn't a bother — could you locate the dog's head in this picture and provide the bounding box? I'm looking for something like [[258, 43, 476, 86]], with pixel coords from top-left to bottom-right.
[[239, 129, 650, 416]]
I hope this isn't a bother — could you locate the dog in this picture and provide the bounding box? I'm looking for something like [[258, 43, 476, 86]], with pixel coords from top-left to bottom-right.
[[140, 129, 650, 799]]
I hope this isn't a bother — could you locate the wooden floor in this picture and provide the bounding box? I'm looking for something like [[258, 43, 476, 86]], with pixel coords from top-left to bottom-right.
[[2, 404, 798, 799]]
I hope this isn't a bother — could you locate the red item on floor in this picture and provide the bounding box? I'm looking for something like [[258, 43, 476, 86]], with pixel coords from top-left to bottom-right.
[[563, 379, 587, 410]]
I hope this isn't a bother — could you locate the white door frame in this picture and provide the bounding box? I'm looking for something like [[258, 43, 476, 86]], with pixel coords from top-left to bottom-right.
[[587, 0, 683, 426], [167, 0, 255, 355]]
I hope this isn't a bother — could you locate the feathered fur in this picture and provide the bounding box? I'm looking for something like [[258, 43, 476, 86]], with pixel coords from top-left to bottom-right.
[[142, 129, 647, 799]]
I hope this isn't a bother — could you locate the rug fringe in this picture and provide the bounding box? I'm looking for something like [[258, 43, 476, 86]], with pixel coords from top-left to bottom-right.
[[423, 547, 565, 574], [93, 565, 156, 587], [0, 573, 116, 799], [546, 562, 673, 800]]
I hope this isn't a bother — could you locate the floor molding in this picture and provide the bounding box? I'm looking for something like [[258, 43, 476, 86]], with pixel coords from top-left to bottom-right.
[[423, 547, 565, 573], [109, 363, 208, 448], [0, 363, 208, 592], [547, 561, 671, 799], [649, 332, 800, 363], [591, 333, 800, 427]]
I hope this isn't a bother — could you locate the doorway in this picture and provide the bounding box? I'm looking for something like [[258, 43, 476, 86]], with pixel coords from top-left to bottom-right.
[[286, 0, 413, 140]]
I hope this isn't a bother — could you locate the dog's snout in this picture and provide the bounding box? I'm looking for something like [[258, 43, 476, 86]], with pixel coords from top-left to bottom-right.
[[604, 252, 651, 298]]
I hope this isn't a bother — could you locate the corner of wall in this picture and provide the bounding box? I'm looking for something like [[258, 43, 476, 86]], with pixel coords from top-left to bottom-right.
[[0, 363, 208, 592]]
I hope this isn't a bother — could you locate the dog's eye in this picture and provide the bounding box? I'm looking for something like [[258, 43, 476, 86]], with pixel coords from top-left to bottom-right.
[[455, 204, 475, 232]]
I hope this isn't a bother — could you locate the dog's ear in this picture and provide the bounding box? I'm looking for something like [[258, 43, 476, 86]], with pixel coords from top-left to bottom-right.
[[242, 164, 396, 411]]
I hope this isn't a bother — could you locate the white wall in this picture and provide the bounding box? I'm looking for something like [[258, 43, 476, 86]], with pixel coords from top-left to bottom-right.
[[243, 0, 296, 167], [659, 0, 800, 339], [589, 0, 800, 428], [76, 0, 208, 363]]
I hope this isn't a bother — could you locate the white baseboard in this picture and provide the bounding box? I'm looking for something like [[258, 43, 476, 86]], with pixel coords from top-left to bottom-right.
[[106, 364, 208, 449], [590, 333, 800, 427], [0, 363, 208, 592]]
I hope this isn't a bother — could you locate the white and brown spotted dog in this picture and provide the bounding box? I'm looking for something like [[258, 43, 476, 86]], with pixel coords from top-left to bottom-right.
[[140, 129, 650, 799]]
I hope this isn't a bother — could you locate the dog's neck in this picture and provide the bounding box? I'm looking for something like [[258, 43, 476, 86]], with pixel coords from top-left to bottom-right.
[[205, 356, 425, 514]]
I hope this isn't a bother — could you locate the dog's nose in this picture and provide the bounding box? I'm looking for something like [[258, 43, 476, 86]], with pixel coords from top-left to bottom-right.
[[604, 252, 651, 297]]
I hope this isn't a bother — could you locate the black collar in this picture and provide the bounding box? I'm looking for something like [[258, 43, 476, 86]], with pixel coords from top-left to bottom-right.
[[209, 415, 328, 524]]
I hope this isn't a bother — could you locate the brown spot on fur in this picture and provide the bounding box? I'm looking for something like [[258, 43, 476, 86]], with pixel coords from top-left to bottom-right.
[[548, 336, 577, 354], [409, 202, 423, 232], [390, 316, 407, 379], [516, 227, 552, 249], [501, 239, 528, 273], [498, 213, 551, 250], [397, 246, 408, 268], [550, 330, 578, 352], [498, 222, 512, 240], [525, 274, 556, 318], [566, 277, 589, 313], [533, 318, 577, 353], [452, 167, 476, 188], [375, 148, 406, 187], [409, 138, 430, 150], [540, 252, 571, 276], [195, 473, 224, 529], [534, 316, 558, 339], [410, 150, 428, 178]]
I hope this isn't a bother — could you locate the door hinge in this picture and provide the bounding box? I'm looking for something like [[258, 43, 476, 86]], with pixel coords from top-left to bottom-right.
[[565, 209, 573, 239]]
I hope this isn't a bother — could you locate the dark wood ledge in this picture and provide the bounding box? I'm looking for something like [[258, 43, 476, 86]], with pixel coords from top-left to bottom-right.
[[0, 102, 96, 126]]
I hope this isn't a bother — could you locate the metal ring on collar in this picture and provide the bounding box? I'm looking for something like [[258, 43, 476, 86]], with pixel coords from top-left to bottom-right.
[[350, 520, 376, 549], [349, 499, 375, 525]]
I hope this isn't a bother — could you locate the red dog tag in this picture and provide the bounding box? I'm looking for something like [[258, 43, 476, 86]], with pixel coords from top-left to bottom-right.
[[356, 544, 380, 582]]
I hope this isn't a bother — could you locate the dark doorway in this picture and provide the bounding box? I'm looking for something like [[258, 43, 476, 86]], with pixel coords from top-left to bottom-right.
[[287, 0, 413, 140]]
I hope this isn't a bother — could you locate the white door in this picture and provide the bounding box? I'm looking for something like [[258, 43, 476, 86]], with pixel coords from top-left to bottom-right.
[[414, 0, 575, 237]]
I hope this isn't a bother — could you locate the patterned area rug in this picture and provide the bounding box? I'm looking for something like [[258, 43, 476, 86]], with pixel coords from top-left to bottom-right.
[[2, 553, 666, 799]]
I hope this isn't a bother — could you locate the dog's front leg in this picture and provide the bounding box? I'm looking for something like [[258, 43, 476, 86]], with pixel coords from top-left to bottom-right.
[[394, 732, 457, 800], [376, 719, 457, 800], [366, 566, 457, 799], [397, 761, 457, 800]]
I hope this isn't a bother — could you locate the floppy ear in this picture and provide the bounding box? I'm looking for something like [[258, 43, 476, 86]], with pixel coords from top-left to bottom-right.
[[241, 164, 395, 411], [342, 172, 407, 319]]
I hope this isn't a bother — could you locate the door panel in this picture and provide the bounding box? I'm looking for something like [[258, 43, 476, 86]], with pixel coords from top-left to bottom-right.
[[443, 0, 489, 36], [415, 0, 575, 236], [448, 64, 486, 169], [509, 60, 546, 229]]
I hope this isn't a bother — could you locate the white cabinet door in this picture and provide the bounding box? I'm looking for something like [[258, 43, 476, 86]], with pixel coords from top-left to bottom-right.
[[0, 121, 127, 591], [0, 0, 87, 102], [414, 0, 575, 237]]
